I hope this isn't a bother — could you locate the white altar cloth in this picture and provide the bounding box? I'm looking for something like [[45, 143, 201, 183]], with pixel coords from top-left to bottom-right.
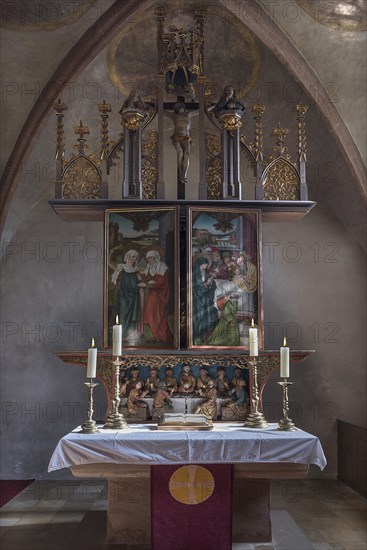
[[48, 423, 327, 472]]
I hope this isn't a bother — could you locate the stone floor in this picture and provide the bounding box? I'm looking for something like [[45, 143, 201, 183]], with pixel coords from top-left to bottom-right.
[[0, 480, 366, 549]]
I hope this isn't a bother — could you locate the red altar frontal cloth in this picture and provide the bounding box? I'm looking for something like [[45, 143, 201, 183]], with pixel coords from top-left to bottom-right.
[[151, 464, 232, 550]]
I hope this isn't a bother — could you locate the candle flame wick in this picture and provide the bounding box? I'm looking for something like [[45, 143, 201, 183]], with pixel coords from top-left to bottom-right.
[[251, 318, 255, 328], [91, 338, 95, 348], [115, 315, 119, 325], [283, 337, 287, 346]]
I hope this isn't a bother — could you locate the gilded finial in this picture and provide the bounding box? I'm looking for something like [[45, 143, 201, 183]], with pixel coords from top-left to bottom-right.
[[252, 103, 265, 116], [73, 120, 90, 139], [294, 103, 308, 117]]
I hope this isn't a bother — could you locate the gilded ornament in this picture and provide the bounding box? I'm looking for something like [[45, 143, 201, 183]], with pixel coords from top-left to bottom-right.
[[121, 112, 145, 131], [295, 104, 308, 163], [206, 132, 222, 200], [62, 157, 101, 199], [272, 123, 289, 157], [141, 131, 158, 199], [218, 113, 243, 131], [142, 161, 157, 199], [294, 103, 308, 117], [98, 100, 112, 115], [73, 120, 90, 139], [271, 124, 288, 141], [252, 103, 266, 116], [263, 159, 300, 200], [206, 133, 221, 156], [207, 162, 222, 200]]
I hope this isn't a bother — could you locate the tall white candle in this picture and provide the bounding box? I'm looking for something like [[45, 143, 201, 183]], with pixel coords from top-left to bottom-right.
[[249, 318, 258, 356], [87, 338, 97, 378], [280, 337, 290, 378], [112, 315, 122, 357]]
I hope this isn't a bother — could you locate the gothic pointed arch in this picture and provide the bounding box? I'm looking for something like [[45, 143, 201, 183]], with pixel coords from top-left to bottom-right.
[[1, 0, 365, 233], [262, 157, 300, 201], [62, 155, 102, 199]]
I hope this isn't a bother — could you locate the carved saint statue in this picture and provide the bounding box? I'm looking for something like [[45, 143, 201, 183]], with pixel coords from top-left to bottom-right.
[[214, 85, 245, 116]]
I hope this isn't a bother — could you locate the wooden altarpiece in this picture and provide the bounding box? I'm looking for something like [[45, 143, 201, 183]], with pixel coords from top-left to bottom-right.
[[46, 7, 323, 548]]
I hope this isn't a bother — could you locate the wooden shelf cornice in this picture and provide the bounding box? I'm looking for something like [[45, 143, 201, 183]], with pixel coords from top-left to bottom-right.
[[49, 199, 316, 223]]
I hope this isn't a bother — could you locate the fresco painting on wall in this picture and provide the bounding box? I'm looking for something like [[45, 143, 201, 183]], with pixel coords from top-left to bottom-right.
[[187, 208, 263, 350], [104, 207, 179, 350]]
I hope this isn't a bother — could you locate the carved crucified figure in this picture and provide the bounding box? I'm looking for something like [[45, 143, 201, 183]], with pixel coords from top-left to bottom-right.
[[165, 102, 198, 186]]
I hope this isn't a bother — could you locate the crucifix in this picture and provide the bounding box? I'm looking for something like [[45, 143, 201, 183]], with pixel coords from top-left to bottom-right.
[[164, 97, 199, 200]]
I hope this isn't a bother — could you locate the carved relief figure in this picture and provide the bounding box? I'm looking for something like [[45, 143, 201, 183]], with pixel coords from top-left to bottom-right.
[[126, 367, 143, 395], [196, 367, 211, 396], [178, 365, 197, 394], [215, 368, 230, 397], [231, 367, 245, 389], [221, 378, 248, 421], [162, 367, 177, 393], [126, 380, 149, 419], [194, 379, 217, 419], [152, 382, 174, 420], [144, 368, 160, 395]]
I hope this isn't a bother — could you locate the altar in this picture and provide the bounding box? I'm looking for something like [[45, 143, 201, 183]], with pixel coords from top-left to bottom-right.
[[49, 423, 326, 548]]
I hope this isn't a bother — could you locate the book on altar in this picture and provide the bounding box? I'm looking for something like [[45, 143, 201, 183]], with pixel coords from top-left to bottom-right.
[[157, 413, 213, 430]]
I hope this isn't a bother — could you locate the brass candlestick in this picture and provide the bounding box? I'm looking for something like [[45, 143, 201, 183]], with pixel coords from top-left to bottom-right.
[[277, 379, 296, 431], [81, 379, 100, 434], [244, 357, 268, 429], [104, 356, 128, 430]]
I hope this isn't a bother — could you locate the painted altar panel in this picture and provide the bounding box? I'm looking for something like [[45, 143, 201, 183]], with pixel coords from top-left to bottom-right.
[[104, 207, 179, 349], [187, 207, 263, 350]]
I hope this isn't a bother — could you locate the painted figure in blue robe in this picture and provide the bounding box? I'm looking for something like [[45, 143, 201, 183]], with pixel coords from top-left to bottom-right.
[[192, 257, 218, 344]]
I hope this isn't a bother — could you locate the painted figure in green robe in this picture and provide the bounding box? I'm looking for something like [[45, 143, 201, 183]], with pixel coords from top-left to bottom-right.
[[206, 293, 240, 346], [112, 249, 146, 342]]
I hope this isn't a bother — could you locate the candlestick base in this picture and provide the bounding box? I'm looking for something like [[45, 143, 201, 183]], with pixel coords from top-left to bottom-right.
[[278, 417, 296, 431], [104, 413, 129, 430], [244, 357, 269, 429], [104, 356, 129, 430], [81, 419, 99, 434], [245, 411, 269, 429], [277, 379, 296, 431]]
